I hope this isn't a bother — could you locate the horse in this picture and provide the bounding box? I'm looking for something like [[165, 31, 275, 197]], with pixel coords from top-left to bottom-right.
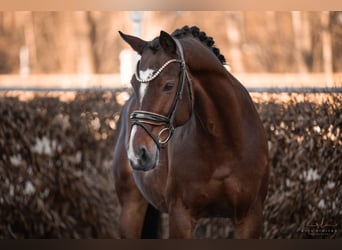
[[112, 26, 269, 239]]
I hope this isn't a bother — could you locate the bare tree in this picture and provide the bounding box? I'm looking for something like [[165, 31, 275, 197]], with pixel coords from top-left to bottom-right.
[[291, 11, 311, 73], [225, 12, 244, 72], [320, 11, 333, 86]]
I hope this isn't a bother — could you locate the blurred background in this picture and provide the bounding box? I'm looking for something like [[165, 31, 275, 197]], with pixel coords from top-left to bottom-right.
[[0, 11, 341, 239], [0, 11, 341, 87]]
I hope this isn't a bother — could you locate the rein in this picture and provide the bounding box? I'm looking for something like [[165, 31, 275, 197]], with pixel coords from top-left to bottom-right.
[[130, 38, 193, 148]]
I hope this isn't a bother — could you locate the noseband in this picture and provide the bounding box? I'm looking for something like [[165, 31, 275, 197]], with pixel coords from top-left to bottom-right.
[[130, 38, 193, 149]]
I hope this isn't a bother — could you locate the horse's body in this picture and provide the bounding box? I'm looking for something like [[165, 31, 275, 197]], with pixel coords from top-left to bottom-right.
[[112, 26, 269, 238]]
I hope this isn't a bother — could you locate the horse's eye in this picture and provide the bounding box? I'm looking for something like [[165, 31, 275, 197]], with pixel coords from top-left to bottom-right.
[[163, 82, 175, 92]]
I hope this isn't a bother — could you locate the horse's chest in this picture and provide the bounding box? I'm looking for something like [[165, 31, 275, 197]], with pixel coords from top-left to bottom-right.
[[175, 179, 233, 218], [132, 169, 168, 211]]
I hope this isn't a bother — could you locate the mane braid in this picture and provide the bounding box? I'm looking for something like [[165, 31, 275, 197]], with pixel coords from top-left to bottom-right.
[[171, 25, 226, 64]]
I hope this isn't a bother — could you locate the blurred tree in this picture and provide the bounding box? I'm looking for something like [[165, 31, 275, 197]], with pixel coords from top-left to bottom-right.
[[225, 12, 244, 72], [291, 11, 312, 73], [20, 12, 36, 75], [330, 12, 342, 72], [0, 11, 340, 75], [55, 12, 95, 74], [320, 11, 333, 85], [73, 12, 95, 73], [0, 12, 19, 73]]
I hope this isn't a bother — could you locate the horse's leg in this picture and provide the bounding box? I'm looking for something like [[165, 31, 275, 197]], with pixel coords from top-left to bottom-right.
[[118, 191, 149, 238], [168, 201, 196, 238], [114, 152, 148, 238], [233, 199, 264, 239]]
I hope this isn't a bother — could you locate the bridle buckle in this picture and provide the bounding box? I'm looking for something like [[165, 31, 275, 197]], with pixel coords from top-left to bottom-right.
[[158, 127, 173, 146]]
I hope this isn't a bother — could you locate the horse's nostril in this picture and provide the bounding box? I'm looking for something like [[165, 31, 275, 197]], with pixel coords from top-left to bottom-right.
[[137, 146, 149, 162], [130, 146, 156, 171]]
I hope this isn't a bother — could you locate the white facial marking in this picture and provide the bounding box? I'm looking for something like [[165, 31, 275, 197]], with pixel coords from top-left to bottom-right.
[[139, 69, 154, 104], [127, 125, 160, 169], [128, 126, 138, 165], [139, 83, 148, 104]]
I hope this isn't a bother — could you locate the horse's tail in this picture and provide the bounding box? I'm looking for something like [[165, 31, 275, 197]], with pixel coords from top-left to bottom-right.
[[141, 203, 161, 238]]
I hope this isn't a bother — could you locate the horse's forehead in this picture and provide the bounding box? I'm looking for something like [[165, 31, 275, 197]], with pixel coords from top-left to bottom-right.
[[140, 49, 167, 70], [138, 53, 157, 81]]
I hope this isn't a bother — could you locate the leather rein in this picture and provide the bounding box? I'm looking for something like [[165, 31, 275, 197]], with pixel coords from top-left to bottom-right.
[[130, 38, 193, 149]]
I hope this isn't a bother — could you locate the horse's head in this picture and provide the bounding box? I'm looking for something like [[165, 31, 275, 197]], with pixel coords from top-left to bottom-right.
[[119, 30, 193, 171]]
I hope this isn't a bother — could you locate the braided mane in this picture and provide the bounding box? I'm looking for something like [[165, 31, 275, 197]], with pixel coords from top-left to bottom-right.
[[148, 26, 226, 65], [171, 25, 226, 64]]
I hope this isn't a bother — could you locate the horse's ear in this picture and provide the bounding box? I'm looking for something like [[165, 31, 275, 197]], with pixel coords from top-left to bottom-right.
[[159, 30, 177, 55], [118, 31, 147, 55]]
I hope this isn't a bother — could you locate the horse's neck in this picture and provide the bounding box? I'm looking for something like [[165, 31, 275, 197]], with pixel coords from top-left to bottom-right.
[[182, 38, 246, 148], [192, 70, 244, 149]]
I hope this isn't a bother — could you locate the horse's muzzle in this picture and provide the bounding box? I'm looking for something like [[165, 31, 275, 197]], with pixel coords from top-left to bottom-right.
[[129, 145, 157, 171]]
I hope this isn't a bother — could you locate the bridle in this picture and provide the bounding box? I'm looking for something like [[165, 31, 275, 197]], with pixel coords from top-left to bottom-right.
[[130, 38, 193, 149]]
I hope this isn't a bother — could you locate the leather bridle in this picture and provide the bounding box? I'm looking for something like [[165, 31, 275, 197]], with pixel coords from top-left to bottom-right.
[[130, 38, 193, 149]]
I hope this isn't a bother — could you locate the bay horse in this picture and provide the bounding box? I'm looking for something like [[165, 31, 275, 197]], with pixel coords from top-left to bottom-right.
[[112, 26, 269, 239]]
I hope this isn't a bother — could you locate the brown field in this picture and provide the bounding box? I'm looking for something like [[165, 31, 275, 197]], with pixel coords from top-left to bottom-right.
[[0, 90, 341, 238]]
